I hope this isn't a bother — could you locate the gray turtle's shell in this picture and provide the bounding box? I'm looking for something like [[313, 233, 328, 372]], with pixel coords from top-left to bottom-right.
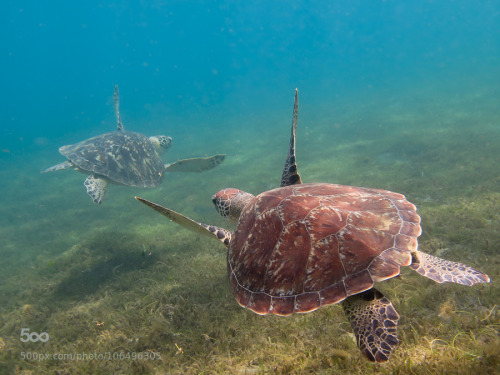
[[60, 130, 164, 187]]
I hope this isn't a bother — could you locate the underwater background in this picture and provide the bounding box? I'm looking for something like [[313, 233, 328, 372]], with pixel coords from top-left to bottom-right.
[[0, 1, 499, 374]]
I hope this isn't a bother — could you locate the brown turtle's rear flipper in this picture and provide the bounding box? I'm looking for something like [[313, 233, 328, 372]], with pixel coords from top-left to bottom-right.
[[410, 250, 490, 286], [280, 89, 302, 187], [342, 289, 399, 363]]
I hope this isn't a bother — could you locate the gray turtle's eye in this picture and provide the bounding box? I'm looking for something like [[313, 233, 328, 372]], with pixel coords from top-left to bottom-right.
[[159, 136, 172, 146], [153, 136, 172, 151]]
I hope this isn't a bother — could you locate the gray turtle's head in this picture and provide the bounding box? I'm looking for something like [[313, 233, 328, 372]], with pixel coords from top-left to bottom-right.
[[212, 188, 255, 222], [149, 135, 172, 154]]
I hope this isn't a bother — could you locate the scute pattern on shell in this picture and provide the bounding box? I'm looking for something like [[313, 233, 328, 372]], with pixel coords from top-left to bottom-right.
[[59, 130, 164, 187], [227, 183, 422, 316]]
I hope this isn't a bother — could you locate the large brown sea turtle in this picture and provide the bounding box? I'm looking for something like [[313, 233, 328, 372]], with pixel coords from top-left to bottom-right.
[[136, 90, 490, 362], [42, 85, 225, 204]]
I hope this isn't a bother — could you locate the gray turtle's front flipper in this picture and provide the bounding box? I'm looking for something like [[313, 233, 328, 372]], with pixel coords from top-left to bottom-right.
[[410, 250, 490, 286], [41, 160, 73, 173], [84, 175, 108, 205], [342, 289, 399, 363], [164, 154, 225, 173], [114, 85, 124, 131], [135, 196, 231, 247], [280, 88, 302, 187]]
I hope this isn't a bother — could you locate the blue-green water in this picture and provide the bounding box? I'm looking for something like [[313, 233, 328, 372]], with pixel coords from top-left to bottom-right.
[[1, 1, 499, 373]]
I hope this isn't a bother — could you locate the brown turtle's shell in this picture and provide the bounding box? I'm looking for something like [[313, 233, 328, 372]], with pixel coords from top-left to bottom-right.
[[228, 183, 422, 316]]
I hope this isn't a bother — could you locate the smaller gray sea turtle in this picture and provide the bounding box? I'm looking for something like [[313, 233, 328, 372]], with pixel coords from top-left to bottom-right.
[[42, 85, 225, 204], [135, 89, 490, 362]]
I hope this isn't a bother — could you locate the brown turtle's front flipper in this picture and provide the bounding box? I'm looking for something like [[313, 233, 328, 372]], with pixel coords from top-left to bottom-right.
[[164, 154, 225, 173], [135, 197, 232, 247], [113, 85, 124, 131], [342, 289, 399, 363], [410, 250, 490, 286], [280, 89, 302, 187]]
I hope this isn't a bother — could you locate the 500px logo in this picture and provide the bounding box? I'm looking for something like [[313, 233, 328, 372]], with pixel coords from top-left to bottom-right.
[[20, 328, 49, 343]]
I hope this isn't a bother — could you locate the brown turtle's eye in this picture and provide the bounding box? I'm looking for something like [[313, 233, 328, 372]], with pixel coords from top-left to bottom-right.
[[212, 198, 217, 205]]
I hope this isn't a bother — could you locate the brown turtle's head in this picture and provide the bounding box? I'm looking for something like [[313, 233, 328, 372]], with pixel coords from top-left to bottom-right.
[[212, 188, 255, 222]]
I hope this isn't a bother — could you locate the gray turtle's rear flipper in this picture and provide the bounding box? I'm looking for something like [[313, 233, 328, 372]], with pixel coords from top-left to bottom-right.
[[135, 196, 231, 247], [280, 88, 302, 187], [41, 160, 73, 173], [114, 85, 124, 131], [84, 175, 108, 205], [410, 250, 490, 286], [342, 289, 399, 363], [164, 154, 225, 173]]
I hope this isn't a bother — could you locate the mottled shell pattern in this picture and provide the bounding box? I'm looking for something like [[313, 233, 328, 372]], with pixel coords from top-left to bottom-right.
[[59, 130, 165, 188], [228, 182, 422, 316]]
